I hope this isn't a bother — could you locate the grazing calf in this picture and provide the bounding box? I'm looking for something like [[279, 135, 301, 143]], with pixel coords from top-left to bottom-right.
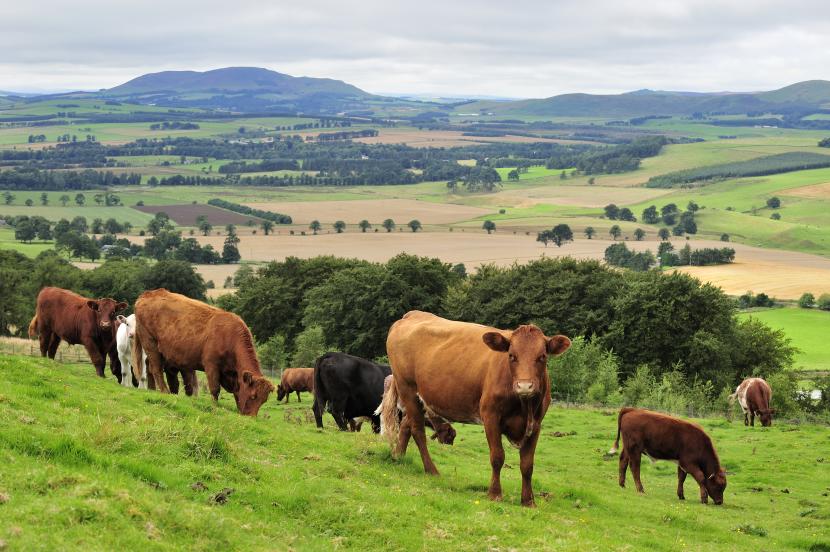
[[277, 368, 314, 403], [377, 375, 456, 446], [132, 289, 274, 416], [730, 377, 774, 427], [385, 311, 570, 507], [609, 407, 727, 505], [312, 352, 391, 432], [29, 287, 127, 380], [115, 314, 140, 388]]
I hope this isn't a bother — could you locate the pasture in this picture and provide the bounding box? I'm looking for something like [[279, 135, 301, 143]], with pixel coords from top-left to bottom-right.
[[1, 355, 828, 551], [738, 308, 830, 374]]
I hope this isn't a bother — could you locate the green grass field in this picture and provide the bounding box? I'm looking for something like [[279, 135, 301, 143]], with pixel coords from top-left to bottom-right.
[[1, 356, 828, 551], [0, 227, 54, 256], [739, 307, 830, 373]]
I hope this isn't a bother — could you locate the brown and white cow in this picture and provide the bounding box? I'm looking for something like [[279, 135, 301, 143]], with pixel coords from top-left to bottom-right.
[[730, 377, 774, 427], [277, 368, 314, 403], [384, 311, 570, 507], [29, 287, 127, 379], [132, 289, 274, 416], [609, 407, 727, 505]]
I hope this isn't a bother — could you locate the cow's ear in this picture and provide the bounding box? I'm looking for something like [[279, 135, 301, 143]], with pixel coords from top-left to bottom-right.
[[242, 371, 254, 385], [547, 335, 571, 355], [116, 302, 128, 312], [482, 332, 510, 352], [87, 301, 99, 311], [117, 315, 127, 324]]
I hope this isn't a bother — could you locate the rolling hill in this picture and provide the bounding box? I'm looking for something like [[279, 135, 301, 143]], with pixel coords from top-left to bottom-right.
[[463, 80, 830, 118]]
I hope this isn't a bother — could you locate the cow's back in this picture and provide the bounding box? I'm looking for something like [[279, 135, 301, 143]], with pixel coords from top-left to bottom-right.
[[36, 287, 93, 343], [620, 409, 709, 460], [387, 311, 506, 421], [283, 368, 314, 391]]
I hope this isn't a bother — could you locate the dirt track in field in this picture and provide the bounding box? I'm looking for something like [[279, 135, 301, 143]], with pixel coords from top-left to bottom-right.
[[244, 199, 494, 225]]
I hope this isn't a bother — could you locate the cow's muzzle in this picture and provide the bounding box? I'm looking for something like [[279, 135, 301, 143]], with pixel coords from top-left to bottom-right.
[[514, 380, 537, 397]]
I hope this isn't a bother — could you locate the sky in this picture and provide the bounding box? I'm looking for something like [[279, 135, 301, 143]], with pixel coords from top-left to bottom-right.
[[2, 0, 829, 98]]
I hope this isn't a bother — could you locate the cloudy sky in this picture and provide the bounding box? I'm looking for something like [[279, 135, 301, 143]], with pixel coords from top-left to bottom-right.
[[2, 0, 829, 98]]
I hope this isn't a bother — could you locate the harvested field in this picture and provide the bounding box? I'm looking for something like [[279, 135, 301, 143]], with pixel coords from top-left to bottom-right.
[[349, 128, 593, 148], [781, 180, 830, 199], [133, 203, 263, 226], [495, 184, 673, 208], [243, 198, 494, 224]]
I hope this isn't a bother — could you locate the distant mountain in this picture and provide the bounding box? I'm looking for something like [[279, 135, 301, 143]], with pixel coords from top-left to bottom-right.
[[102, 67, 373, 113], [465, 81, 830, 118]]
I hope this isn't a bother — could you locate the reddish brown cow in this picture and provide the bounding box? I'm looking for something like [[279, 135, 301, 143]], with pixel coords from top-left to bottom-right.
[[28, 287, 127, 379], [277, 368, 314, 403], [132, 289, 274, 416], [731, 377, 774, 427], [384, 311, 571, 507], [609, 407, 727, 505]]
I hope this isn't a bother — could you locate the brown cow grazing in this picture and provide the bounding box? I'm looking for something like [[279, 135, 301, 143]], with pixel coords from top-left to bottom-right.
[[384, 311, 571, 507], [132, 289, 274, 416], [29, 287, 127, 379], [277, 368, 314, 403], [730, 377, 774, 427], [377, 375, 457, 446], [609, 407, 727, 505]]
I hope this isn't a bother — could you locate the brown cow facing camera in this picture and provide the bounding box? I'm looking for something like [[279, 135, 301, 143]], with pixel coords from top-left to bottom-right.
[[384, 311, 571, 507], [132, 289, 274, 416], [731, 377, 774, 427], [609, 407, 727, 505], [29, 287, 127, 379]]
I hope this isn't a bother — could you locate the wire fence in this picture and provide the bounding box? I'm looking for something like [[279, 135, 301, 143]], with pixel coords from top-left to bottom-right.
[[0, 338, 90, 364]]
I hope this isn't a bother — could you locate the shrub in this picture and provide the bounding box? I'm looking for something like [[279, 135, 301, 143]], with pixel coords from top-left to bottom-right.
[[798, 292, 815, 308], [257, 334, 286, 375], [549, 337, 620, 405], [290, 325, 328, 368], [818, 293, 830, 311], [766, 372, 802, 418]]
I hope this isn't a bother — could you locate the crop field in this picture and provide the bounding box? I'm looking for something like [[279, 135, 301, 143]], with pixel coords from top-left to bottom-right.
[[1, 355, 828, 551], [351, 127, 590, 148], [133, 204, 263, 227], [738, 308, 830, 374]]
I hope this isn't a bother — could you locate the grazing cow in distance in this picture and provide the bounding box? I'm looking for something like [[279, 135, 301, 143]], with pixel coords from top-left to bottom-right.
[[609, 407, 727, 505], [132, 289, 274, 416], [277, 368, 314, 403], [115, 314, 142, 388], [29, 287, 127, 379], [377, 375, 457, 446], [730, 377, 774, 427], [384, 311, 571, 507], [312, 352, 391, 432]]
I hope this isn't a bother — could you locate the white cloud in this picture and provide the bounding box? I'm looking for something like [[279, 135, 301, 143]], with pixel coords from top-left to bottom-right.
[[1, 0, 829, 96]]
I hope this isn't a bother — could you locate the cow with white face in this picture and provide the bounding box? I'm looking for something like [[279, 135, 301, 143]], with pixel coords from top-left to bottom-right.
[[116, 314, 147, 389]]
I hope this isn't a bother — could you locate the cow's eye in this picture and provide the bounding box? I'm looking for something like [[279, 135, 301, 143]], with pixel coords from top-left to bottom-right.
[[508, 354, 517, 362]]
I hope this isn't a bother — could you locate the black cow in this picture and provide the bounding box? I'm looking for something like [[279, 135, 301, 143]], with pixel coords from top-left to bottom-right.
[[313, 352, 391, 433]]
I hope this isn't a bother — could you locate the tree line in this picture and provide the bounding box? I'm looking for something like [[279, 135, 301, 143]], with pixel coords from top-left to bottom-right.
[[206, 199, 292, 224]]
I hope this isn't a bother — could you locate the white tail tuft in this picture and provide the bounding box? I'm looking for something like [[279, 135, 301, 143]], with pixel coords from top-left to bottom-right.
[[608, 445, 618, 455]]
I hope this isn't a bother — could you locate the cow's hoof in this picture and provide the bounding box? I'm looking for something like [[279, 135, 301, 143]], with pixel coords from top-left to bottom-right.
[[488, 492, 502, 502], [521, 500, 537, 508], [678, 495, 685, 500]]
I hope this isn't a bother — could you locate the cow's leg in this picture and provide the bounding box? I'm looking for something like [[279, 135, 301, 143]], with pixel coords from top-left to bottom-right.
[[46, 334, 61, 358], [677, 466, 687, 500], [519, 429, 541, 507], [297, 391, 301, 403], [750, 411, 755, 427], [629, 450, 645, 493], [182, 370, 199, 397], [398, 387, 437, 475], [165, 369, 180, 394], [743, 411, 749, 426], [618, 449, 629, 488], [686, 466, 709, 504], [144, 346, 169, 393], [108, 347, 122, 383], [119, 351, 133, 388], [81, 339, 106, 377], [139, 352, 149, 390], [38, 330, 51, 357], [329, 397, 350, 431], [396, 414, 413, 457], [483, 414, 505, 501], [204, 362, 221, 402]]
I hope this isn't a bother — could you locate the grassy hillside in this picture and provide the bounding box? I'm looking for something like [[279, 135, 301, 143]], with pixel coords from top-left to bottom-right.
[[739, 307, 830, 373], [1, 356, 828, 551]]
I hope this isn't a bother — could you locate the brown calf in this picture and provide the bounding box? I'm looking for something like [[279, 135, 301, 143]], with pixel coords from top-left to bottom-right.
[[29, 287, 127, 379], [731, 377, 774, 427], [277, 368, 314, 403], [385, 311, 570, 507], [132, 289, 274, 416], [609, 407, 727, 505]]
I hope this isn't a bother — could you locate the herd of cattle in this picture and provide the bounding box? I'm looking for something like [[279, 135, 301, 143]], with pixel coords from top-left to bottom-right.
[[27, 286, 777, 507]]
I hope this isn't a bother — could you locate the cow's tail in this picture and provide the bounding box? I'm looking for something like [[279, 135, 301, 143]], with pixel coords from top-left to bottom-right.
[[727, 390, 738, 404], [27, 315, 38, 338], [131, 326, 144, 383], [608, 407, 633, 455], [377, 377, 401, 456]]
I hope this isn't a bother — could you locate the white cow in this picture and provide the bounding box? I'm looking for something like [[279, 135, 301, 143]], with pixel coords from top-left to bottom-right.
[[116, 314, 148, 389]]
